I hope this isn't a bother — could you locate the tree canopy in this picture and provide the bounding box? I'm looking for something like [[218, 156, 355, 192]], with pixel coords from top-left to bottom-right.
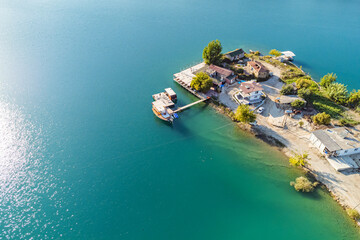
[[202, 40, 223, 65], [312, 112, 331, 125], [280, 84, 295, 95], [235, 105, 256, 123], [190, 72, 213, 93], [326, 83, 348, 104], [319, 73, 337, 88], [347, 90, 360, 108], [289, 153, 309, 168], [291, 100, 305, 109], [269, 49, 282, 57], [290, 176, 317, 192]]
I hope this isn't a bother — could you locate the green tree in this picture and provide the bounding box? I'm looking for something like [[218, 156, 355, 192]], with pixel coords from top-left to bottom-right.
[[202, 40, 223, 65], [326, 83, 348, 104], [269, 49, 282, 57], [280, 84, 295, 95], [296, 78, 314, 89], [298, 88, 311, 100], [320, 73, 337, 88], [289, 153, 309, 168], [235, 105, 256, 123], [299, 121, 304, 128], [291, 100, 305, 109], [190, 72, 213, 93], [290, 176, 317, 192], [347, 90, 360, 108], [312, 112, 331, 125]]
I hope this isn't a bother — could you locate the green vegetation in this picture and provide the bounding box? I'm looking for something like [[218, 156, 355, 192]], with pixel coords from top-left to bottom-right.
[[296, 77, 318, 91], [269, 49, 281, 57], [202, 40, 222, 65], [290, 176, 318, 192], [346, 208, 360, 221], [281, 65, 305, 81], [190, 72, 213, 93], [339, 118, 359, 127], [280, 84, 295, 95], [326, 83, 348, 104], [347, 90, 360, 108], [297, 88, 311, 100], [319, 73, 337, 88], [235, 105, 256, 123], [291, 100, 305, 109], [312, 112, 331, 125], [299, 121, 304, 128], [289, 153, 309, 168]]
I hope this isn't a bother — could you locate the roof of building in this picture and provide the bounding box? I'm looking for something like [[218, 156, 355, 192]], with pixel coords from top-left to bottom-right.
[[239, 80, 263, 95], [279, 95, 306, 104], [165, 88, 176, 96], [281, 51, 296, 57], [209, 64, 233, 77], [312, 127, 360, 152], [247, 61, 269, 73], [225, 48, 244, 57]]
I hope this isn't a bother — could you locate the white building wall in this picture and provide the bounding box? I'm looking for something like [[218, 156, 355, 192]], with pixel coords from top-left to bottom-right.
[[336, 148, 360, 156]]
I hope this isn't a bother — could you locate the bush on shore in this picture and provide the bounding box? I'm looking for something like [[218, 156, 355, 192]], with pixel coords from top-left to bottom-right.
[[269, 49, 282, 57], [234, 105, 256, 123], [326, 83, 349, 104], [346, 208, 360, 221], [289, 153, 309, 168], [319, 73, 337, 88], [290, 176, 318, 192], [313, 112, 331, 125]]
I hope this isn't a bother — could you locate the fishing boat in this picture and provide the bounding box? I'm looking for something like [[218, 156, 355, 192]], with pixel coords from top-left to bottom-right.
[[152, 100, 175, 123]]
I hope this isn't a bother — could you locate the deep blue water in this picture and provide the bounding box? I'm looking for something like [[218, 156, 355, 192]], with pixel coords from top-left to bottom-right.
[[0, 0, 360, 239]]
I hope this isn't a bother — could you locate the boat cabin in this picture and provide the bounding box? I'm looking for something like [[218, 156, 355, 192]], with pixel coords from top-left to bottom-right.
[[165, 88, 177, 101]]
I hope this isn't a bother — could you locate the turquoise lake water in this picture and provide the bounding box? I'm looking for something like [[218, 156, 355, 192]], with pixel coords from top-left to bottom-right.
[[1, 0, 360, 239]]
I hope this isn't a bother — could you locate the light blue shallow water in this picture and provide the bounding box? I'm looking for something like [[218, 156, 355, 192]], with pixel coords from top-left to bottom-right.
[[0, 0, 360, 239]]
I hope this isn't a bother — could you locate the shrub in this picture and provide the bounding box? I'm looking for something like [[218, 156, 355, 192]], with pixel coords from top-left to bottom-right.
[[326, 83, 349, 104], [291, 100, 305, 109], [280, 84, 295, 95], [202, 40, 222, 65], [347, 90, 360, 108], [190, 72, 213, 93], [298, 88, 312, 100], [296, 78, 314, 89], [299, 121, 304, 127], [319, 73, 337, 88], [235, 105, 256, 123], [290, 176, 317, 192], [269, 49, 282, 57], [346, 208, 360, 221], [313, 112, 331, 125], [289, 153, 309, 168]]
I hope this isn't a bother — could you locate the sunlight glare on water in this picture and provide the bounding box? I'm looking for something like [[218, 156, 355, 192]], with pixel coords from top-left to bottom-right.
[[0, 99, 64, 239]]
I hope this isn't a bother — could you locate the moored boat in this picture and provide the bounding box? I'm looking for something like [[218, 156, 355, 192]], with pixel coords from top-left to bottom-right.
[[152, 100, 174, 123]]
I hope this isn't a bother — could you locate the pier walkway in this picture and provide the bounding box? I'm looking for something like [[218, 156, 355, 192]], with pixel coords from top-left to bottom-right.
[[174, 97, 209, 113]]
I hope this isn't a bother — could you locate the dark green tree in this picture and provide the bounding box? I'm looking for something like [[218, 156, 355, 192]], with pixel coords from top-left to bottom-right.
[[202, 40, 223, 65]]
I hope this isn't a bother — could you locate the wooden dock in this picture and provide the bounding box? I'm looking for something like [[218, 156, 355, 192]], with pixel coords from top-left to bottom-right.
[[174, 97, 209, 113]]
